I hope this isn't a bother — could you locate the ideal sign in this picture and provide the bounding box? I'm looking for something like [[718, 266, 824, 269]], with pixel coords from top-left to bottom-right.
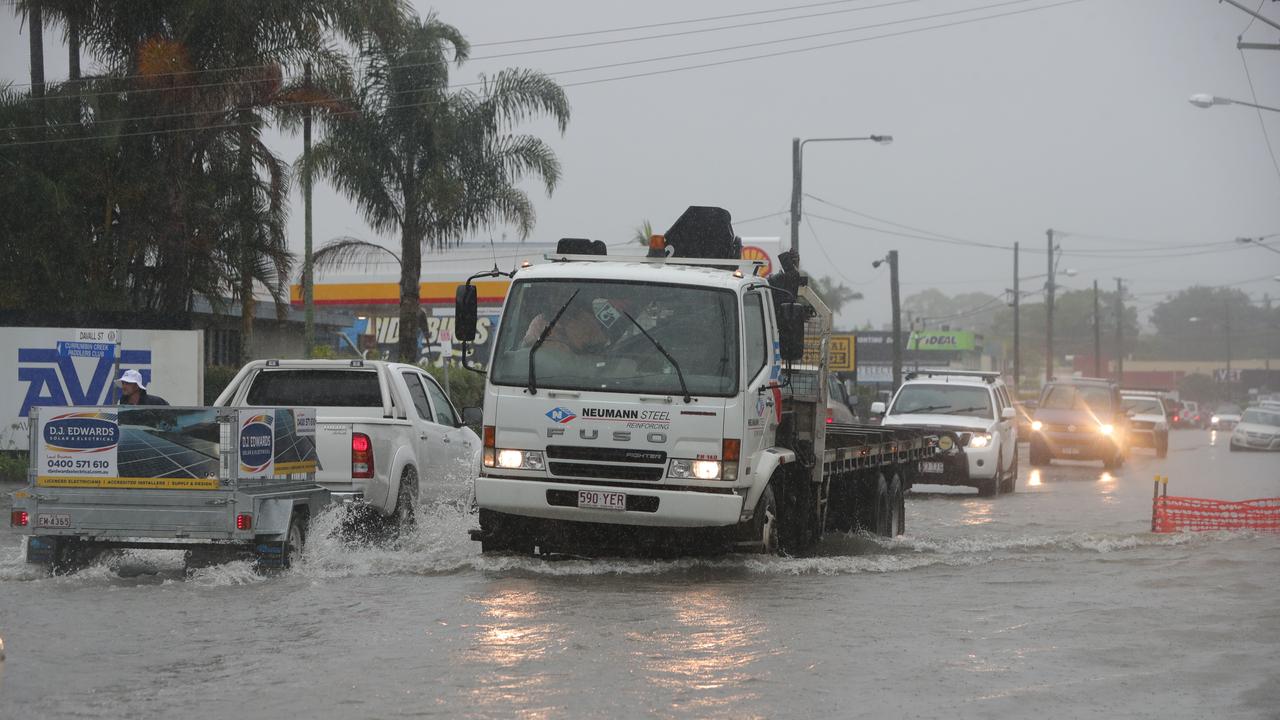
[[910, 331, 976, 351], [3, 327, 203, 451]]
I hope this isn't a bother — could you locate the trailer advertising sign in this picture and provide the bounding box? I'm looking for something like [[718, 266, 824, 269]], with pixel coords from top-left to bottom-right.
[[237, 410, 276, 480], [35, 406, 221, 490], [4, 327, 203, 451]]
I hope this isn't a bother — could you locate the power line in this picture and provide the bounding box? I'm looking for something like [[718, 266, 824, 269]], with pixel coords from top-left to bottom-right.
[[1239, 48, 1280, 193], [807, 211, 1014, 250], [804, 214, 876, 286], [1, 0, 1091, 147]]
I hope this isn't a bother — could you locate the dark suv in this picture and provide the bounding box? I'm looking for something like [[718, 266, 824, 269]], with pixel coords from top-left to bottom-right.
[[1028, 378, 1130, 469]]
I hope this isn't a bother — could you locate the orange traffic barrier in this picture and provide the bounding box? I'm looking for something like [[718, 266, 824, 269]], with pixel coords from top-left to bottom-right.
[[1151, 475, 1280, 533]]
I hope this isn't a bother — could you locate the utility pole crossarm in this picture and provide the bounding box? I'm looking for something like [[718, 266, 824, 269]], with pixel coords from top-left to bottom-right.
[[1219, 0, 1280, 33]]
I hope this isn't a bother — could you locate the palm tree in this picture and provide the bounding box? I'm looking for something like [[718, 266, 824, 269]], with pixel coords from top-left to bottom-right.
[[12, 0, 45, 97], [810, 275, 863, 316], [631, 220, 654, 246], [310, 12, 570, 362]]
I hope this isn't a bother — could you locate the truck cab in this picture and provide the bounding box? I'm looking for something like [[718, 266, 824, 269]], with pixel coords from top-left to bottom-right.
[[468, 254, 789, 552]]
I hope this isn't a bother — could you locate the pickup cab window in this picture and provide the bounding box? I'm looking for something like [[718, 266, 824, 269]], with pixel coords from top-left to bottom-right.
[[422, 376, 460, 427], [401, 372, 434, 421], [245, 369, 382, 407]]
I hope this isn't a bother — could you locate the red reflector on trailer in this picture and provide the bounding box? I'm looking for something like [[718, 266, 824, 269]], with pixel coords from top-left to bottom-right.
[[236, 514, 252, 530], [11, 510, 28, 527]]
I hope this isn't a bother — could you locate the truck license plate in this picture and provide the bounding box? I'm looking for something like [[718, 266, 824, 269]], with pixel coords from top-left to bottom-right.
[[919, 461, 944, 474], [1060, 447, 1081, 455], [37, 513, 71, 528], [578, 490, 626, 511]]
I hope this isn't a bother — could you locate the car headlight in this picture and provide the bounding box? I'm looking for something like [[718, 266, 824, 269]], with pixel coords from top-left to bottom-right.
[[495, 449, 545, 470], [1098, 424, 1114, 436], [1211, 416, 1220, 424], [967, 433, 992, 449], [669, 459, 736, 481], [1030, 420, 1043, 432]]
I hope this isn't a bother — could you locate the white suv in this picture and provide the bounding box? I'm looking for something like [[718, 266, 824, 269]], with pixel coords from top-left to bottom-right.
[[872, 369, 1018, 496]]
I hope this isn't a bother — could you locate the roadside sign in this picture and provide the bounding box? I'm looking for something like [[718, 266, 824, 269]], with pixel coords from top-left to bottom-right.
[[830, 335, 855, 372]]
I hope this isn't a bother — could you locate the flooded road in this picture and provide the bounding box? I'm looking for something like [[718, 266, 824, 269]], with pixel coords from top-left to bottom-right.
[[2, 430, 1277, 718]]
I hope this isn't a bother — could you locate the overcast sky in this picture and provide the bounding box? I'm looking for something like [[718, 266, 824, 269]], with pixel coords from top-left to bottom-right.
[[3, 0, 1279, 328]]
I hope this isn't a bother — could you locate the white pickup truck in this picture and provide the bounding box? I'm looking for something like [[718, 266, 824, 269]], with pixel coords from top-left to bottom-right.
[[215, 359, 481, 529]]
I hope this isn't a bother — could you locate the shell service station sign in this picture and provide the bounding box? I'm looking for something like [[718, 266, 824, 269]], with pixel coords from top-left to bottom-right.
[[829, 335, 855, 372], [741, 245, 773, 276]]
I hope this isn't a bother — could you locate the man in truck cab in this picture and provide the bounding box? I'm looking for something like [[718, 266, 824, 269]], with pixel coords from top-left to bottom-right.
[[529, 296, 612, 379], [117, 369, 169, 406]]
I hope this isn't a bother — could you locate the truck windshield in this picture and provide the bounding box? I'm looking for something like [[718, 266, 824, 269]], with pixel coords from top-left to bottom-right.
[[888, 384, 993, 419], [489, 279, 740, 396]]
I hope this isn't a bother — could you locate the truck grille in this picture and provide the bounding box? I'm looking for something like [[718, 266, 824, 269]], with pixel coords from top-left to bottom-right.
[[548, 462, 664, 482], [546, 445, 666, 464]]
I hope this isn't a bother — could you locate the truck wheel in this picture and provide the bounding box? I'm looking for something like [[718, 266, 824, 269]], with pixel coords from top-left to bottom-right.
[[392, 466, 418, 533], [888, 474, 905, 537], [854, 473, 882, 534], [749, 483, 779, 554], [478, 509, 532, 554], [872, 474, 893, 537], [778, 471, 817, 554]]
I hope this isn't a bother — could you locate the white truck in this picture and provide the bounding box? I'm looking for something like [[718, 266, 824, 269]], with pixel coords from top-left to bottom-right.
[[214, 359, 481, 530], [454, 207, 941, 555]]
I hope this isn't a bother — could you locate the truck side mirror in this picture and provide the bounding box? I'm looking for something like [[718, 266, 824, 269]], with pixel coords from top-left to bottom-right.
[[777, 302, 808, 362], [1002, 406, 1016, 420], [870, 401, 886, 415], [455, 285, 478, 342]]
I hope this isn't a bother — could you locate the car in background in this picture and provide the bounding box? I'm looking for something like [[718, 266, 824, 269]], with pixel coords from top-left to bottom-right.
[[874, 369, 1018, 496], [1211, 404, 1243, 431], [1179, 400, 1207, 429], [1229, 406, 1280, 451], [1029, 377, 1129, 469], [827, 375, 857, 424], [1122, 394, 1169, 458]]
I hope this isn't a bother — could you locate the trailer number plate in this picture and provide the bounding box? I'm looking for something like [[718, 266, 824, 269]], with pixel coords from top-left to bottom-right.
[[919, 461, 944, 474], [37, 513, 72, 528], [578, 490, 626, 511]]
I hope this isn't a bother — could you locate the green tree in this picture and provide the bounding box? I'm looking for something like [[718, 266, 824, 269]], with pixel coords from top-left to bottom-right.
[[1145, 286, 1274, 361], [309, 12, 570, 362]]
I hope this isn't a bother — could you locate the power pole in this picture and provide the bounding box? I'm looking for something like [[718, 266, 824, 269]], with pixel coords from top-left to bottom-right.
[[1225, 298, 1233, 399], [889, 250, 903, 390], [1045, 229, 1055, 383], [302, 62, 315, 359], [1012, 241, 1020, 391], [1093, 279, 1101, 377], [789, 137, 802, 262], [1114, 278, 1124, 383]]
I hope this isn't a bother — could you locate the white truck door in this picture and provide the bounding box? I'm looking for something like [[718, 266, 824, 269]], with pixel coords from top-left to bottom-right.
[[419, 373, 477, 494], [740, 289, 778, 479]]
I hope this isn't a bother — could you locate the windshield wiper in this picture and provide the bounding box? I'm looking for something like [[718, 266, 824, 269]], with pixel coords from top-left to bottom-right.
[[946, 406, 989, 415], [897, 404, 952, 414], [619, 309, 692, 403], [527, 290, 580, 396]]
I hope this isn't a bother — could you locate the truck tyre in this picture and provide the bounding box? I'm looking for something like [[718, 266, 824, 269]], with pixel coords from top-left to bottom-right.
[[869, 474, 892, 537], [853, 473, 881, 534], [478, 509, 532, 554], [748, 483, 779, 554], [778, 471, 817, 555], [392, 466, 418, 534], [888, 474, 905, 537]]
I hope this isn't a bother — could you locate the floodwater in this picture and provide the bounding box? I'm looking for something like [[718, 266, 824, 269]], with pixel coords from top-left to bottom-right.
[[1, 430, 1277, 719]]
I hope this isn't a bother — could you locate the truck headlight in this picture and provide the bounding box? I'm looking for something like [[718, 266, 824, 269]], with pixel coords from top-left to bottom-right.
[[495, 449, 545, 470], [669, 459, 735, 481], [1098, 424, 1114, 436], [1030, 420, 1043, 432], [967, 433, 992, 449]]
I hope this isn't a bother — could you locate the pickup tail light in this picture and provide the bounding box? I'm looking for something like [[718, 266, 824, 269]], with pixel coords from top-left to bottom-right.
[[11, 510, 28, 527], [236, 513, 253, 530], [352, 432, 374, 479], [826, 408, 834, 424]]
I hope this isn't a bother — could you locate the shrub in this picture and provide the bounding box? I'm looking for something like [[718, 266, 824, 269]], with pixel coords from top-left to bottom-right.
[[204, 365, 242, 405], [422, 363, 486, 412]]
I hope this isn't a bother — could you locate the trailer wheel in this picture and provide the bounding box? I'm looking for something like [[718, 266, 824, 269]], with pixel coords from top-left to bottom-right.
[[874, 474, 894, 537], [284, 510, 306, 568]]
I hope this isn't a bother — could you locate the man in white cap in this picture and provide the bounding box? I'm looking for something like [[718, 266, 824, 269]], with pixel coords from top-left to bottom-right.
[[118, 369, 169, 406]]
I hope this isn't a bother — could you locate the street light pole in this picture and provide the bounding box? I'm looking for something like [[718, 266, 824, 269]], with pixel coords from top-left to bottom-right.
[[1046, 229, 1055, 383], [788, 134, 893, 264], [1114, 278, 1124, 383], [1093, 279, 1102, 377], [1188, 93, 1280, 114], [889, 250, 902, 389], [1012, 241, 1020, 391]]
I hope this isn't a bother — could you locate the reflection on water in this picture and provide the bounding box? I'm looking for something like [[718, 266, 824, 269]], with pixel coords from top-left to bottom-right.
[[1098, 472, 1115, 484], [465, 584, 561, 713], [631, 587, 772, 715], [962, 500, 994, 526]]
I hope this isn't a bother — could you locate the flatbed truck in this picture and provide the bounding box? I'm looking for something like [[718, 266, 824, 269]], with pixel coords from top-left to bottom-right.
[[454, 206, 946, 555]]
